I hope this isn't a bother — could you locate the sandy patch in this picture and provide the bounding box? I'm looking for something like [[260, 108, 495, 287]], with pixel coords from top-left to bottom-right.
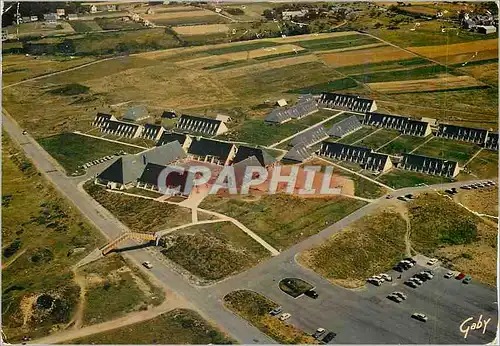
[[267, 31, 359, 43], [173, 23, 229, 36], [20, 295, 37, 326], [408, 39, 498, 58], [143, 9, 215, 20], [320, 45, 416, 67], [367, 75, 484, 93]]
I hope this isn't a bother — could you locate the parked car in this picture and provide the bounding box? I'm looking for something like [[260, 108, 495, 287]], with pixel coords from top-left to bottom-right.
[[322, 332, 337, 343], [305, 289, 319, 299], [270, 306, 283, 316], [414, 273, 428, 282], [142, 261, 153, 269], [22, 130, 27, 135], [397, 196, 407, 201], [409, 277, 423, 285], [312, 328, 326, 339], [387, 294, 403, 303], [386, 195, 393, 199], [487, 180, 495, 185], [405, 281, 418, 288], [463, 276, 472, 284], [456, 273, 466, 280], [401, 260, 414, 268], [412, 313, 428, 322], [427, 258, 438, 265], [444, 271, 454, 279], [405, 194, 414, 199], [393, 264, 404, 272], [404, 257, 417, 264], [461, 185, 471, 190], [367, 278, 382, 286], [279, 313, 291, 321], [393, 291, 407, 300], [380, 273, 392, 282]]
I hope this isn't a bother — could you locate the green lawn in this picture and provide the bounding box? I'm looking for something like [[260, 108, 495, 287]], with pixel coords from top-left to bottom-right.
[[287, 77, 358, 94], [412, 137, 482, 165], [68, 20, 102, 33], [457, 149, 498, 181], [295, 34, 379, 51], [357, 128, 401, 150], [200, 194, 367, 250], [38, 132, 143, 175], [336, 126, 376, 144], [159, 221, 270, 282], [71, 309, 234, 344], [336, 57, 431, 75], [377, 169, 452, 189], [352, 64, 460, 84], [378, 135, 431, 155]]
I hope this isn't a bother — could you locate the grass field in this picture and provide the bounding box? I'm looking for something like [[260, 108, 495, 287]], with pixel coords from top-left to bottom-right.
[[84, 183, 192, 234], [412, 137, 481, 165], [408, 193, 496, 286], [378, 169, 451, 189], [287, 77, 358, 94], [454, 186, 498, 217], [1, 133, 105, 342], [295, 34, 379, 51], [68, 20, 102, 33], [173, 23, 230, 36], [335, 57, 430, 75], [38, 133, 143, 175], [299, 209, 407, 288], [224, 290, 316, 344], [81, 255, 163, 326], [378, 135, 429, 155], [320, 45, 414, 67], [408, 39, 498, 60], [336, 127, 377, 144], [457, 149, 498, 181], [357, 128, 401, 150], [200, 194, 367, 250], [352, 64, 459, 84], [158, 221, 269, 282], [71, 309, 234, 344], [368, 75, 485, 94], [94, 17, 144, 30]]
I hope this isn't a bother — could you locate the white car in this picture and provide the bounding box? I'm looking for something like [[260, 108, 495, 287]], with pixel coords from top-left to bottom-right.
[[142, 261, 153, 269], [380, 273, 392, 282], [279, 313, 291, 321], [373, 275, 385, 282], [401, 260, 414, 267], [412, 313, 428, 322], [444, 271, 454, 279], [393, 291, 407, 300], [409, 278, 423, 285], [367, 278, 382, 286], [427, 258, 438, 265]]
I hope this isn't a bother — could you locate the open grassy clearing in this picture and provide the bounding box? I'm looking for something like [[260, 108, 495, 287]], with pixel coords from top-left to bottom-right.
[[173, 23, 230, 36], [71, 309, 234, 344], [38, 133, 143, 175], [378, 169, 451, 189], [294, 34, 379, 51], [84, 183, 192, 234], [368, 75, 485, 94], [1, 133, 106, 342], [203, 41, 280, 56], [378, 135, 429, 155], [357, 128, 400, 150], [158, 221, 270, 282], [351, 64, 460, 84], [458, 62, 498, 87], [68, 20, 102, 33], [335, 57, 430, 75], [454, 186, 498, 217], [226, 109, 336, 146], [335, 127, 376, 145], [320, 45, 415, 67], [94, 17, 144, 30], [4, 21, 75, 38], [151, 15, 228, 26], [220, 3, 274, 21], [408, 39, 498, 60], [299, 209, 407, 288], [200, 194, 367, 250], [408, 193, 496, 286], [287, 77, 358, 94], [1, 54, 96, 85], [412, 137, 481, 165], [80, 255, 163, 326], [224, 290, 316, 344], [433, 50, 498, 66], [457, 149, 499, 181]]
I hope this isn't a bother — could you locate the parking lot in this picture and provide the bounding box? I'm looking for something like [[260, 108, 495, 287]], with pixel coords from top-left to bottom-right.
[[239, 259, 497, 344]]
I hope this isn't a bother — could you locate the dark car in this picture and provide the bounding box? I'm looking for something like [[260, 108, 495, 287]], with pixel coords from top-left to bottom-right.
[[304, 289, 319, 299], [322, 332, 337, 343], [269, 306, 282, 316], [414, 273, 428, 282], [393, 264, 404, 272], [405, 194, 414, 199], [404, 257, 416, 264], [456, 273, 466, 280]]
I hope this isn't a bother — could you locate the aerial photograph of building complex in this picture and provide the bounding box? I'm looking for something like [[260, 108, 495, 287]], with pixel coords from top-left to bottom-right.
[[1, 0, 498, 344]]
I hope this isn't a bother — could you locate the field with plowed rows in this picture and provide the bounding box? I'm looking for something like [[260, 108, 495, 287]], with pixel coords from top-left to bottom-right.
[[321, 45, 416, 67], [408, 39, 498, 59], [368, 75, 485, 93]]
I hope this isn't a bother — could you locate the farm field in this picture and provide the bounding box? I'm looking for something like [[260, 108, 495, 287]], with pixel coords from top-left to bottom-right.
[[94, 17, 144, 30], [367, 75, 486, 94], [458, 61, 499, 86], [144, 9, 227, 26], [378, 135, 429, 155], [199, 194, 367, 250], [356, 128, 401, 150], [38, 133, 143, 175], [320, 45, 415, 67], [158, 221, 270, 283], [4, 21, 75, 38], [377, 169, 452, 189], [71, 309, 234, 344], [412, 137, 481, 165], [335, 57, 431, 75], [68, 20, 103, 33], [294, 34, 379, 51], [299, 208, 407, 288], [408, 39, 498, 61], [173, 23, 230, 36]]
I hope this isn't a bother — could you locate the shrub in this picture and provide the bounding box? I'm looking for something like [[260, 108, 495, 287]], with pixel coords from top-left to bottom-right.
[[49, 83, 90, 96]]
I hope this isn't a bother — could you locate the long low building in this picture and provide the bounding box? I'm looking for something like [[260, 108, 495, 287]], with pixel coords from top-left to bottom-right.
[[363, 112, 431, 137], [327, 115, 362, 138], [265, 98, 318, 124], [290, 125, 328, 148], [186, 137, 236, 166], [176, 114, 228, 136], [319, 141, 392, 173], [484, 132, 499, 151], [399, 153, 460, 178], [318, 92, 377, 113], [436, 124, 488, 144]]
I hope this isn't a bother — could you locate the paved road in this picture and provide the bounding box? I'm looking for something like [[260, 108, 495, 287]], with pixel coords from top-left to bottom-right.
[[2, 109, 275, 345]]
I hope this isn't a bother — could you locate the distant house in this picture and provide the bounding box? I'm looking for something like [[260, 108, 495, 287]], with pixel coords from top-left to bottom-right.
[[123, 105, 149, 122], [232, 145, 276, 167], [22, 17, 31, 23], [140, 124, 166, 141], [282, 143, 314, 163], [156, 131, 192, 151], [484, 132, 499, 151], [319, 142, 392, 173], [187, 138, 237, 165], [90, 4, 98, 13], [436, 124, 488, 144], [44, 13, 58, 25], [327, 115, 362, 138], [290, 125, 329, 148], [476, 25, 497, 34], [162, 110, 177, 119], [282, 9, 308, 20], [67, 14, 78, 20], [319, 93, 377, 113], [276, 99, 288, 107], [56, 8, 65, 17], [30, 15, 38, 22], [176, 114, 228, 137], [399, 154, 460, 178]]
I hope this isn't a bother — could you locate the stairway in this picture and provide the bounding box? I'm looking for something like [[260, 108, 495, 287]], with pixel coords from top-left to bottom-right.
[[100, 232, 156, 255]]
